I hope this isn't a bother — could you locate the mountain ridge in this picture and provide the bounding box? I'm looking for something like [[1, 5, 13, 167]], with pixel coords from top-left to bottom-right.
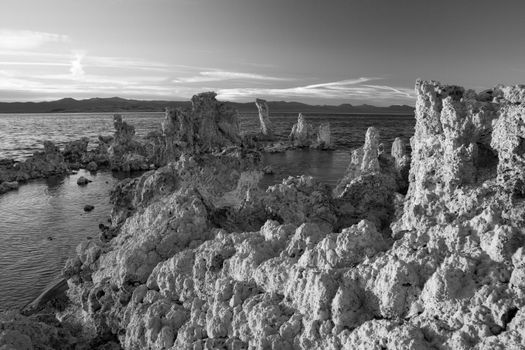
[[0, 96, 415, 114]]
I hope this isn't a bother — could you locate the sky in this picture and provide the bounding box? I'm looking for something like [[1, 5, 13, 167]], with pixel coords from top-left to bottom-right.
[[0, 0, 524, 106]]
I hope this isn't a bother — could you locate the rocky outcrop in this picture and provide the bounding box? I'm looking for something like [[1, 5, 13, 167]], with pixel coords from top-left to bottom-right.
[[10, 81, 525, 349], [0, 181, 18, 194], [162, 92, 241, 162], [391, 137, 410, 191], [59, 150, 400, 349], [107, 115, 150, 172], [287, 114, 333, 150], [0, 141, 69, 186], [332, 127, 407, 231], [77, 176, 92, 186], [255, 98, 274, 138], [289, 113, 316, 147], [315, 122, 332, 149]]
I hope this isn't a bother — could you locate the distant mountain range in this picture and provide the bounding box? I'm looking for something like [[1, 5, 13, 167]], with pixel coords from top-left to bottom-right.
[[0, 97, 415, 115]]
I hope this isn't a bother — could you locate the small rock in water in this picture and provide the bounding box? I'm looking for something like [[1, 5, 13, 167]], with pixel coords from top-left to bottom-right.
[[77, 176, 92, 186], [0, 181, 19, 194], [47, 236, 53, 241], [83, 205, 95, 212], [263, 165, 274, 174]]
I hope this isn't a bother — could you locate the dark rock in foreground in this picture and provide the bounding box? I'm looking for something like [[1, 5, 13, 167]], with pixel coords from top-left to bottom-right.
[[77, 176, 92, 186], [0, 181, 18, 194]]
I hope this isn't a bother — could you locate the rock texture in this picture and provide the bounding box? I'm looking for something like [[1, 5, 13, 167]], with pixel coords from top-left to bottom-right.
[[255, 98, 274, 138], [162, 92, 241, 162], [287, 114, 333, 150], [0, 141, 69, 186], [289, 113, 316, 147], [333, 126, 408, 231], [315, 122, 333, 149], [107, 114, 150, 172], [8, 81, 525, 350]]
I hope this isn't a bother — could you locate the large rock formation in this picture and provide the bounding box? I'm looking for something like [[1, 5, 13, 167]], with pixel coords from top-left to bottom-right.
[[162, 92, 241, 161], [7, 82, 525, 350], [255, 98, 274, 138]]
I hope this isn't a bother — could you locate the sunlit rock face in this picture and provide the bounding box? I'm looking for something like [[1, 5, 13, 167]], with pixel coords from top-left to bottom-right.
[[14, 82, 525, 349], [162, 92, 241, 161], [255, 98, 274, 137], [289, 113, 316, 147], [333, 127, 408, 231]]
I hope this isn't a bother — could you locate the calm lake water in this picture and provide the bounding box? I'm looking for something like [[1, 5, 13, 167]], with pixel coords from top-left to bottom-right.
[[0, 112, 414, 311]]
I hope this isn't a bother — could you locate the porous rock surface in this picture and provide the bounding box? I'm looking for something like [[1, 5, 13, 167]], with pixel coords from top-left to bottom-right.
[[289, 113, 317, 148], [0, 141, 69, 189], [255, 98, 274, 138], [288, 113, 333, 150], [5, 81, 525, 350]]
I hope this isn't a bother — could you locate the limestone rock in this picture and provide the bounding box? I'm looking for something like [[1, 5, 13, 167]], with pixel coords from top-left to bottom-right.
[[15, 82, 525, 350], [255, 98, 274, 137], [77, 176, 92, 186], [289, 113, 316, 147], [313, 122, 333, 150], [0, 141, 69, 184], [333, 127, 407, 230], [0, 311, 81, 349], [63, 137, 89, 164], [108, 115, 148, 172], [162, 92, 241, 160], [86, 161, 98, 172], [0, 181, 18, 195], [264, 175, 337, 229], [361, 126, 381, 173], [391, 137, 410, 191]]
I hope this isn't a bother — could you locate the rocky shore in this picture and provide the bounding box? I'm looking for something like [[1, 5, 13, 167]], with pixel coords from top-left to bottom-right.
[[0, 93, 332, 197], [2, 80, 525, 349]]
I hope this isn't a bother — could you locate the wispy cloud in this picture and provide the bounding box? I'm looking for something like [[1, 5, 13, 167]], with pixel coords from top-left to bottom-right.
[[0, 29, 69, 50], [0, 37, 415, 104], [215, 78, 415, 103], [70, 52, 85, 78], [173, 70, 290, 83]]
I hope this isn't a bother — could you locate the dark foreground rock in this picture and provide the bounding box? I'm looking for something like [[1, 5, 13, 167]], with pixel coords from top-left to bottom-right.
[[77, 176, 92, 186], [0, 181, 18, 194]]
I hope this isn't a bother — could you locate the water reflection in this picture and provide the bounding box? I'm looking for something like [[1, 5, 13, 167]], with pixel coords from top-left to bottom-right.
[[0, 170, 119, 311], [261, 149, 351, 188]]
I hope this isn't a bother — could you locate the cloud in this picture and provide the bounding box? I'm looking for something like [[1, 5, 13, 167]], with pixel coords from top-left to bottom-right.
[[216, 78, 416, 103], [0, 29, 69, 50], [70, 52, 85, 78], [173, 70, 290, 83]]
